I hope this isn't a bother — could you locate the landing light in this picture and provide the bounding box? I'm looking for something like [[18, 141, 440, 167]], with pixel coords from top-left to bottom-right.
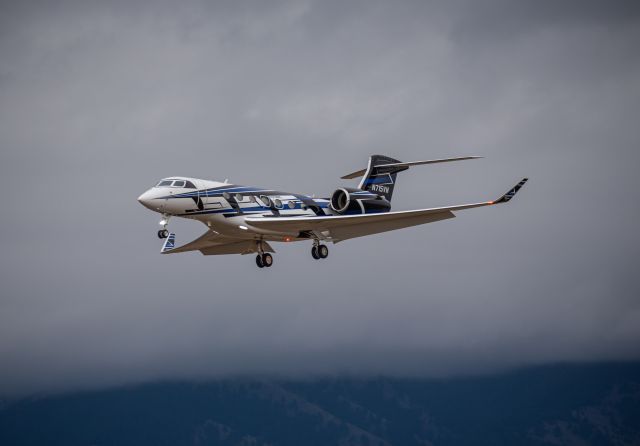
[[159, 219, 168, 226], [239, 225, 248, 230]]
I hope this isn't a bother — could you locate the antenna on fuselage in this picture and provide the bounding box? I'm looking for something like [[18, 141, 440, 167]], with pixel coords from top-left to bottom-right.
[[224, 178, 230, 184]]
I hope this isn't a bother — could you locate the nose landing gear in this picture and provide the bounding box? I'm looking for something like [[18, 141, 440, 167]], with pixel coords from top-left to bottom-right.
[[157, 215, 171, 239]]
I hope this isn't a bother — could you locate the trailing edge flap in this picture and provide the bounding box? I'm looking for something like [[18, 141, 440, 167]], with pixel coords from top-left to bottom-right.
[[161, 230, 275, 256], [341, 156, 482, 180]]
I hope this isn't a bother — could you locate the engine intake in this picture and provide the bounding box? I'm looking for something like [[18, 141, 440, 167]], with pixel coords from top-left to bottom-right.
[[330, 187, 391, 215]]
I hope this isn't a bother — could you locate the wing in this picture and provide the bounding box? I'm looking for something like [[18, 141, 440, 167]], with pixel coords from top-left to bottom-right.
[[246, 208, 456, 242], [161, 231, 274, 255], [245, 178, 528, 242]]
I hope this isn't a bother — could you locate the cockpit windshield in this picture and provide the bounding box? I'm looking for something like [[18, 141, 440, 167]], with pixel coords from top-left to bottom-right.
[[155, 179, 196, 188]]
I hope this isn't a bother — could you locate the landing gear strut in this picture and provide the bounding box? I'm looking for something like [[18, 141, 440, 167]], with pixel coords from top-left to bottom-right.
[[311, 241, 329, 259]]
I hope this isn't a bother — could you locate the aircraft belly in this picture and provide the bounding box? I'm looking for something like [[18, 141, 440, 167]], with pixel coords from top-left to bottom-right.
[[243, 224, 299, 237], [200, 240, 275, 255], [195, 213, 297, 239]]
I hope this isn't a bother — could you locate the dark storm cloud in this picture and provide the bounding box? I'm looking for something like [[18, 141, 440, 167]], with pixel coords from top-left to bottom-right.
[[0, 0, 639, 396]]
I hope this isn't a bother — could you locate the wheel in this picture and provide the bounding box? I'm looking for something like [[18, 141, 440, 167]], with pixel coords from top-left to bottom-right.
[[157, 229, 168, 239], [318, 244, 329, 259], [262, 253, 273, 267], [255, 254, 264, 268], [311, 246, 320, 259]]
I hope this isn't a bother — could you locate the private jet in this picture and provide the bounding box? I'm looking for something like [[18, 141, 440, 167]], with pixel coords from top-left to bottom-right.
[[137, 155, 527, 268]]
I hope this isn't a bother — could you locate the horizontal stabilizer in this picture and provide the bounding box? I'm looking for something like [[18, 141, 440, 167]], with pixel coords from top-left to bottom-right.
[[341, 156, 482, 179]]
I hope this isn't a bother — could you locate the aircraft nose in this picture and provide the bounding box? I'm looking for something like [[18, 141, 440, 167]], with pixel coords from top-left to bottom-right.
[[137, 190, 154, 209]]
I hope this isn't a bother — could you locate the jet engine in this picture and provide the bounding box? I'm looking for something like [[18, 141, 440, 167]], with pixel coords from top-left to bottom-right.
[[329, 187, 391, 215]]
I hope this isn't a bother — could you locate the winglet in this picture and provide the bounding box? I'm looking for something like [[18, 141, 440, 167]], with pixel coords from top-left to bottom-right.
[[492, 178, 528, 204], [161, 233, 176, 253]]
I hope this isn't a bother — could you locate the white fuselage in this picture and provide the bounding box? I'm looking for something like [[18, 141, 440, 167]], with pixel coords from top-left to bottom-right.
[[137, 177, 333, 242]]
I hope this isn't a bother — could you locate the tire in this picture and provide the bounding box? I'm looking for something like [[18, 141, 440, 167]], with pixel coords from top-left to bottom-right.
[[311, 246, 320, 259], [255, 254, 264, 268], [161, 229, 169, 238], [318, 244, 329, 259], [262, 253, 273, 267]]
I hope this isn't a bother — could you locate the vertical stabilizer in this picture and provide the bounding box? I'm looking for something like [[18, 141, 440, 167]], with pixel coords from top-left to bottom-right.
[[358, 155, 406, 201]]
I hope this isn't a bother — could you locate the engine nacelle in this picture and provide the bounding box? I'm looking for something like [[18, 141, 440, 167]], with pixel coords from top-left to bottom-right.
[[329, 187, 391, 215]]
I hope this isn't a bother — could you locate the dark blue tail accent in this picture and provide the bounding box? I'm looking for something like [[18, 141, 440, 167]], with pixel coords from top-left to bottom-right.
[[359, 155, 406, 201]]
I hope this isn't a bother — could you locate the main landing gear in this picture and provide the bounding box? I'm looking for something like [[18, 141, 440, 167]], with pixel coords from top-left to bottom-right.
[[253, 240, 328, 268], [255, 253, 273, 268], [311, 242, 329, 260], [255, 240, 273, 268], [157, 229, 169, 239]]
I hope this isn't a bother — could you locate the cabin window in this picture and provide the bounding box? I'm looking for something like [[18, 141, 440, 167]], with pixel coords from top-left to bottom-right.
[[156, 179, 197, 188]]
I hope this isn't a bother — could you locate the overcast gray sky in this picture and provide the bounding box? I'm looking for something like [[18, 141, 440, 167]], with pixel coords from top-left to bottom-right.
[[1, 0, 639, 396]]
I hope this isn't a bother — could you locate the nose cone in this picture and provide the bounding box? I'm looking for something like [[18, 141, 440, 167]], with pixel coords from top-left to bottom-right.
[[137, 190, 155, 210]]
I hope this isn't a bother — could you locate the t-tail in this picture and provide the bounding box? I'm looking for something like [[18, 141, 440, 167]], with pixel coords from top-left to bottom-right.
[[358, 155, 404, 201], [341, 154, 483, 202]]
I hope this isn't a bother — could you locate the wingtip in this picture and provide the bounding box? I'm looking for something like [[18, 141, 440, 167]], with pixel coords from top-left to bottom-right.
[[495, 178, 528, 204], [161, 233, 176, 254]]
